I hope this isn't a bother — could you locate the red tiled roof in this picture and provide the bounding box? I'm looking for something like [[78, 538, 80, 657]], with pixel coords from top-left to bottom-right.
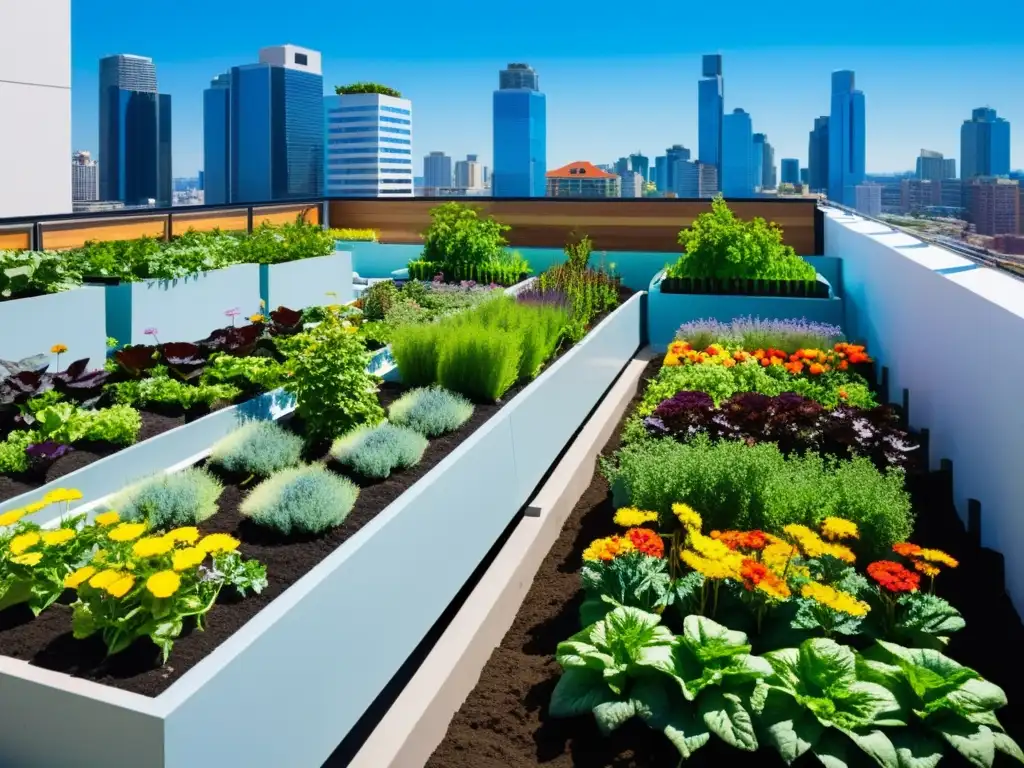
[[546, 161, 617, 179]]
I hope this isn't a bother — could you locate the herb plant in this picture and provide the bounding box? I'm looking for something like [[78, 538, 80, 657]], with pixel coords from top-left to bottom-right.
[[209, 421, 303, 478], [240, 464, 360, 536], [330, 422, 428, 479], [0, 249, 82, 299], [387, 386, 474, 437], [112, 467, 223, 529]]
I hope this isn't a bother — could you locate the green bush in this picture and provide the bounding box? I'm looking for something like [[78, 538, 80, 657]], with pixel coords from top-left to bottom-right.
[[420, 202, 510, 270], [201, 355, 286, 394], [668, 196, 816, 282], [362, 280, 399, 321], [0, 249, 82, 299], [391, 323, 445, 388], [471, 296, 566, 380], [330, 422, 428, 478], [110, 368, 240, 409], [236, 216, 335, 265], [388, 386, 474, 437], [240, 464, 359, 536], [335, 82, 401, 98], [437, 324, 521, 402], [0, 431, 35, 473], [209, 421, 304, 477], [604, 435, 912, 556], [283, 316, 384, 442], [113, 467, 223, 529]]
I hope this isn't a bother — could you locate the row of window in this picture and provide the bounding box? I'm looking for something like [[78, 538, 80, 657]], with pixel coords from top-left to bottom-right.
[[327, 147, 411, 155], [327, 167, 413, 175], [328, 159, 412, 166], [327, 116, 411, 126], [327, 126, 411, 136], [329, 188, 414, 195], [330, 105, 411, 116], [327, 137, 411, 146]]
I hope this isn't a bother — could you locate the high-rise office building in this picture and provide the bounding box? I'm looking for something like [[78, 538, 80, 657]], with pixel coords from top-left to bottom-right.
[[614, 157, 630, 177], [961, 108, 1011, 180], [673, 160, 718, 198], [629, 152, 650, 182], [493, 63, 546, 197], [1, 1, 71, 216], [855, 184, 882, 217], [828, 70, 866, 206], [99, 54, 172, 207], [698, 54, 724, 174], [654, 155, 668, 191], [221, 45, 323, 202], [325, 87, 412, 198], [752, 136, 764, 190], [423, 151, 452, 188], [722, 109, 754, 197], [665, 145, 691, 192], [800, 167, 809, 185], [916, 149, 957, 182], [620, 170, 644, 197], [752, 133, 776, 191], [971, 178, 1020, 236], [781, 158, 800, 186], [203, 73, 231, 204], [71, 151, 99, 203], [454, 154, 483, 189], [808, 116, 829, 193]]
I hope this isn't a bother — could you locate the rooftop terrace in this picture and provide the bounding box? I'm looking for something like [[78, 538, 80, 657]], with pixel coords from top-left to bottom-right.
[[0, 196, 1022, 767]]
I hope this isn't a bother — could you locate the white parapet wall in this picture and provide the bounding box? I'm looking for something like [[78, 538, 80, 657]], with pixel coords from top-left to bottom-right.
[[824, 207, 1024, 613]]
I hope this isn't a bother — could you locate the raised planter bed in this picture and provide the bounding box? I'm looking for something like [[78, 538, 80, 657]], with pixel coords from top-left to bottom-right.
[[660, 274, 830, 298], [259, 250, 354, 311], [0, 287, 108, 369], [100, 264, 262, 349], [0, 292, 644, 768]]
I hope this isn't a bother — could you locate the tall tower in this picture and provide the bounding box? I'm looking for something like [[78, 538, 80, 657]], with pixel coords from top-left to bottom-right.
[[492, 63, 546, 197], [828, 70, 866, 206], [961, 107, 1011, 180], [203, 73, 231, 204], [698, 54, 724, 186]]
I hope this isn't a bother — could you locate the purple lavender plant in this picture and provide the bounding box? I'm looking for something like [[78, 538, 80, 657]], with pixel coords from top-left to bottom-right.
[[675, 318, 735, 349], [516, 286, 571, 311]]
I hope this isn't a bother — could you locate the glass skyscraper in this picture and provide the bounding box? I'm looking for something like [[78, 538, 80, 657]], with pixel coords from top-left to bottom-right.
[[629, 153, 649, 182], [492, 63, 546, 198], [698, 54, 723, 182], [808, 116, 830, 193], [98, 54, 172, 206], [722, 108, 754, 197], [960, 107, 1011, 180], [203, 74, 231, 205], [828, 70, 866, 206], [665, 145, 691, 191]]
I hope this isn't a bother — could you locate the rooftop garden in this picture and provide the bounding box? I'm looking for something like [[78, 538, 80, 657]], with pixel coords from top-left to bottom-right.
[[334, 82, 402, 98]]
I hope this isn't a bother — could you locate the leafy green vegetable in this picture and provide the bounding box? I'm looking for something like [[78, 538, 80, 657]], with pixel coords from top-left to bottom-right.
[[579, 553, 673, 626]]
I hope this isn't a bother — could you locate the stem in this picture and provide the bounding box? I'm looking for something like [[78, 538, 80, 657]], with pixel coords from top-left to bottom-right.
[[699, 582, 708, 616], [712, 581, 721, 618]]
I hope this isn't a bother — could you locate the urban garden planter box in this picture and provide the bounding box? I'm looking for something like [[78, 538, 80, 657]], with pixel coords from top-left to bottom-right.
[[0, 286, 107, 369], [0, 294, 644, 768], [99, 264, 262, 349], [659, 274, 830, 298], [0, 345, 395, 523], [259, 250, 354, 311], [647, 268, 845, 352]]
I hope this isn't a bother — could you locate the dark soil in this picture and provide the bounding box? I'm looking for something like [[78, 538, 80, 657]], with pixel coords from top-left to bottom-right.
[[427, 358, 1024, 768], [0, 291, 638, 697]]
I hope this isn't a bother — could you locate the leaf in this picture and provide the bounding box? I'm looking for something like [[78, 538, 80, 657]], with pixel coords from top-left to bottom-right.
[[683, 614, 750, 656], [803, 638, 858, 693], [889, 728, 946, 768], [838, 726, 900, 768], [579, 595, 616, 627], [897, 593, 966, 637], [993, 731, 1024, 763], [592, 699, 637, 734], [943, 678, 1008, 716], [71, 602, 97, 639], [633, 676, 712, 759], [938, 716, 997, 768], [699, 688, 758, 751], [837, 681, 906, 728], [764, 647, 804, 694], [548, 668, 614, 718]]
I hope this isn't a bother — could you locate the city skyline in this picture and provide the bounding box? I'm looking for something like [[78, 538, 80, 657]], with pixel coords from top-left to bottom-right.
[[69, 2, 1024, 179]]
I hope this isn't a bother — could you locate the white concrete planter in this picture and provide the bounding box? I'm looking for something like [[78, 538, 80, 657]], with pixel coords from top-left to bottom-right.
[[260, 251, 354, 311], [0, 287, 107, 369]]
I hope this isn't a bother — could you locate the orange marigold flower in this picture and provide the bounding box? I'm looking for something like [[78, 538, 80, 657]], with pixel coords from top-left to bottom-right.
[[669, 342, 687, 354], [739, 559, 769, 589], [848, 351, 869, 364], [753, 349, 766, 359], [722, 358, 736, 368], [808, 363, 825, 375], [625, 527, 665, 558], [867, 560, 920, 594], [582, 535, 635, 563], [914, 561, 941, 577], [760, 357, 771, 367], [838, 388, 848, 398], [663, 353, 681, 367], [892, 542, 923, 559]]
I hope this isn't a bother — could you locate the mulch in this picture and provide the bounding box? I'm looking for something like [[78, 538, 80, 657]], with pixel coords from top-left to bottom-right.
[[427, 358, 1024, 768]]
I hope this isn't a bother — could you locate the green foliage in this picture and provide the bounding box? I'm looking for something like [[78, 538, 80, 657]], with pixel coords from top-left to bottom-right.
[[383, 297, 429, 326], [390, 323, 445, 387], [330, 422, 428, 479], [437, 324, 522, 402], [327, 228, 378, 242], [113, 467, 224, 529], [66, 230, 242, 281], [362, 280, 400, 321], [0, 430, 34, 473], [408, 255, 530, 286], [752, 638, 904, 766], [537, 243, 621, 340], [283, 316, 385, 442], [605, 435, 913, 556], [471, 296, 566, 380], [420, 202, 510, 270], [209, 421, 304, 477], [580, 553, 674, 626], [387, 386, 474, 437], [240, 464, 359, 536], [0, 249, 82, 299], [669, 196, 816, 281], [236, 216, 335, 265], [334, 82, 402, 97], [201, 354, 285, 393], [110, 367, 240, 409]]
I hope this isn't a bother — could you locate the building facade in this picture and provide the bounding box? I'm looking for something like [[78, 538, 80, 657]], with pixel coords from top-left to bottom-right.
[[808, 116, 829, 193], [629, 152, 650, 182], [545, 161, 619, 198], [781, 158, 800, 186], [324, 89, 412, 198], [916, 149, 956, 182], [493, 63, 546, 197], [673, 160, 718, 198], [698, 54, 723, 174], [454, 154, 483, 189], [961, 108, 1011, 180], [722, 109, 754, 197], [665, 145, 691, 192], [654, 155, 668, 192], [423, 151, 452, 188], [827, 71, 865, 206], [99, 54, 172, 207], [71, 150, 99, 203], [971, 178, 1020, 236], [854, 184, 882, 216], [202, 73, 231, 204], [620, 170, 644, 197]]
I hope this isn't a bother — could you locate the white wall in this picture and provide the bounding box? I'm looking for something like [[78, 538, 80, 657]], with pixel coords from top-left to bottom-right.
[[825, 208, 1024, 613], [0, 0, 72, 218]]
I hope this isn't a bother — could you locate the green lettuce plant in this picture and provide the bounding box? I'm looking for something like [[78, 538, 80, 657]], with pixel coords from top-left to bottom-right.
[[420, 202, 510, 269], [752, 638, 904, 767], [579, 552, 674, 626], [859, 641, 1023, 767]]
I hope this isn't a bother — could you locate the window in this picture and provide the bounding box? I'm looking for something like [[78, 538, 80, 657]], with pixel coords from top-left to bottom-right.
[[294, 52, 308, 66], [380, 116, 411, 125], [381, 106, 411, 115]]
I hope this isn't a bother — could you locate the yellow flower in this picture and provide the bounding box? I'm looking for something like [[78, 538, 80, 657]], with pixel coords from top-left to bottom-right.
[[50, 343, 68, 354], [613, 507, 659, 527], [9, 532, 40, 555], [146, 570, 181, 599], [582, 536, 635, 562], [681, 549, 741, 580], [672, 503, 702, 531], [64, 565, 96, 589], [88, 569, 123, 590], [689, 531, 736, 562], [43, 488, 82, 504], [249, 313, 265, 323], [914, 562, 941, 578], [12, 552, 43, 566], [132, 536, 174, 558], [197, 533, 240, 554], [0, 509, 26, 527], [783, 524, 829, 558], [820, 517, 859, 541], [821, 542, 856, 564], [801, 582, 869, 617], [165, 527, 200, 545], [25, 501, 48, 513], [918, 549, 959, 568], [41, 528, 76, 546], [94, 511, 121, 526], [105, 574, 136, 598], [107, 522, 147, 542], [172, 546, 206, 572]]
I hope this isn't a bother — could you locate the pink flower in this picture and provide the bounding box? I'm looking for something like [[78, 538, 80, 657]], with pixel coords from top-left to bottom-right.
[[224, 308, 241, 318], [143, 327, 158, 336]]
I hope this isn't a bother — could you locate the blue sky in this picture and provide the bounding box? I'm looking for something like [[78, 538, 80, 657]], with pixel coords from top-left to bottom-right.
[[71, 0, 1024, 178]]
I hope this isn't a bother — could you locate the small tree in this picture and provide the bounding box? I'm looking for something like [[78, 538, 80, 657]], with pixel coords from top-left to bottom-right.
[[334, 83, 402, 98]]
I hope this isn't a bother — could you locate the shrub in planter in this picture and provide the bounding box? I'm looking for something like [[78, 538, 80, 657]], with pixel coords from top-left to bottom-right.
[[235, 216, 335, 265], [676, 316, 844, 356], [112, 467, 224, 529], [420, 202, 510, 271], [209, 421, 304, 477], [437, 324, 521, 402], [0, 249, 82, 299], [390, 323, 445, 388], [330, 422, 428, 479], [388, 386, 474, 437], [240, 464, 359, 536], [362, 280, 399, 321]]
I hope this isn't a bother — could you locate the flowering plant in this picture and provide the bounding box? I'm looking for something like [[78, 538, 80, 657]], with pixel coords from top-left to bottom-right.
[[663, 340, 871, 376], [67, 518, 267, 662]]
